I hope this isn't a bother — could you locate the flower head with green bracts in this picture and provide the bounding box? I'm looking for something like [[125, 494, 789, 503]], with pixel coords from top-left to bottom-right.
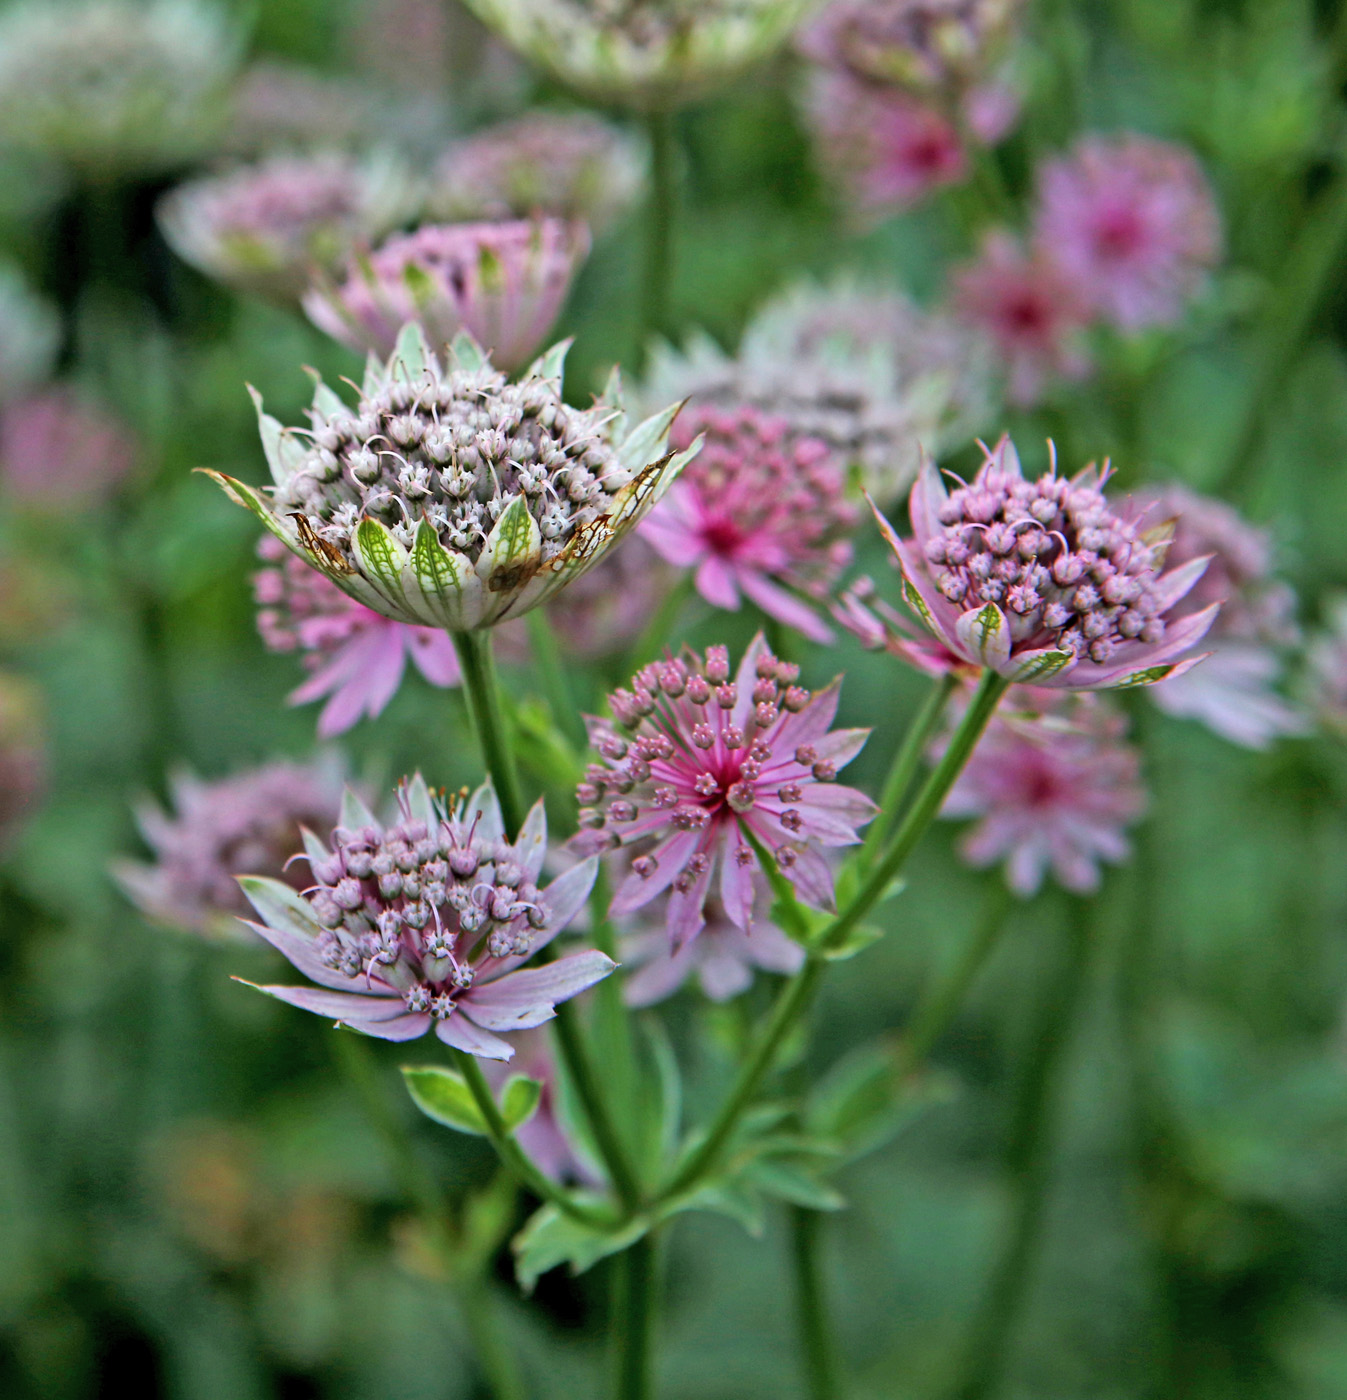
[[236, 776, 612, 1060], [205, 324, 699, 633], [459, 0, 815, 110]]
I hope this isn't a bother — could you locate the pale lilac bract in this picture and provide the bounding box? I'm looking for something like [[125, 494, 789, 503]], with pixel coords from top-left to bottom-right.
[[1129, 484, 1304, 749], [640, 404, 859, 644], [1034, 134, 1221, 332], [303, 220, 590, 372], [254, 536, 460, 738], [238, 777, 610, 1060], [872, 437, 1219, 688], [939, 691, 1145, 895], [572, 637, 876, 948]]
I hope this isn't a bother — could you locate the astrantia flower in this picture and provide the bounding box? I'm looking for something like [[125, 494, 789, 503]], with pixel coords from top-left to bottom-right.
[[951, 231, 1093, 407], [1034, 134, 1221, 332], [1128, 485, 1304, 748], [254, 536, 461, 738], [0, 0, 240, 175], [238, 777, 610, 1059], [207, 324, 698, 633], [640, 404, 859, 643], [459, 0, 814, 109], [433, 111, 646, 232], [546, 535, 677, 659], [0, 264, 59, 408], [0, 673, 46, 854], [643, 277, 991, 504], [0, 390, 136, 508], [872, 437, 1219, 688], [303, 220, 590, 371], [571, 637, 876, 947], [939, 691, 1145, 894], [222, 61, 383, 158], [158, 152, 417, 305], [111, 759, 347, 941], [621, 895, 805, 1004]]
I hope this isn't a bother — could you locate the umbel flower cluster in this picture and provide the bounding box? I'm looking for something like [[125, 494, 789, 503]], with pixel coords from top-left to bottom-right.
[[573, 637, 875, 946], [208, 325, 698, 632], [242, 778, 610, 1059], [875, 438, 1219, 687]]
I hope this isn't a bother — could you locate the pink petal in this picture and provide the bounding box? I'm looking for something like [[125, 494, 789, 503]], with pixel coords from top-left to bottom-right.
[[782, 845, 836, 911], [242, 981, 409, 1021], [719, 840, 757, 931], [667, 852, 714, 951], [697, 950, 754, 1002], [407, 628, 462, 686], [435, 1015, 514, 1060], [1149, 555, 1211, 613], [622, 942, 697, 1007], [342, 1012, 435, 1041], [610, 831, 700, 916], [694, 555, 742, 611], [240, 918, 353, 991], [809, 727, 870, 769], [736, 570, 834, 643], [906, 455, 950, 546], [774, 679, 842, 752], [462, 951, 617, 1031]]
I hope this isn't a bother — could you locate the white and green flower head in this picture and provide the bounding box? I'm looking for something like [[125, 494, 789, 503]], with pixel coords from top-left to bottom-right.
[[459, 0, 816, 109], [207, 324, 699, 632]]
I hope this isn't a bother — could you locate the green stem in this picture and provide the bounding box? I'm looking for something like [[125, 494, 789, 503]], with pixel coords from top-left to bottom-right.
[[946, 897, 1095, 1400], [459, 1283, 530, 1400], [642, 107, 676, 340], [526, 608, 586, 750], [860, 673, 958, 870], [790, 1204, 841, 1400], [450, 1048, 612, 1227], [661, 670, 1009, 1202], [613, 1231, 659, 1400], [452, 629, 525, 838]]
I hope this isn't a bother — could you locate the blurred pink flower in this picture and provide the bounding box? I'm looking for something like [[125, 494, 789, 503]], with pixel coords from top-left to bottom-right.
[[0, 389, 135, 507], [546, 535, 677, 659], [482, 1026, 594, 1182], [951, 231, 1092, 406], [1034, 134, 1221, 332], [254, 536, 460, 738], [640, 404, 859, 644], [870, 437, 1219, 688], [571, 637, 875, 948], [0, 672, 46, 853], [240, 779, 609, 1059], [939, 690, 1145, 895], [1128, 484, 1304, 748], [303, 219, 590, 370], [111, 758, 347, 940], [621, 895, 804, 1004]]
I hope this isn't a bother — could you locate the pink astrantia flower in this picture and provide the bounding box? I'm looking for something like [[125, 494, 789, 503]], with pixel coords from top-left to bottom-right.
[[804, 68, 966, 219], [1127, 485, 1304, 749], [871, 437, 1220, 689], [238, 777, 610, 1060], [939, 691, 1145, 894], [111, 758, 347, 941], [952, 231, 1093, 406], [1033, 134, 1221, 332], [254, 536, 460, 738], [303, 219, 591, 370], [0, 389, 136, 507], [620, 894, 805, 1005], [571, 637, 876, 948], [640, 404, 860, 644]]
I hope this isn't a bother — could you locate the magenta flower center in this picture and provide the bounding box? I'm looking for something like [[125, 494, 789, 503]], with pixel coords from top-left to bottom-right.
[[1090, 203, 1147, 261]]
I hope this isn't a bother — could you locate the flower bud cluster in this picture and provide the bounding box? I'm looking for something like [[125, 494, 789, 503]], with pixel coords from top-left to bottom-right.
[[306, 787, 551, 1018]]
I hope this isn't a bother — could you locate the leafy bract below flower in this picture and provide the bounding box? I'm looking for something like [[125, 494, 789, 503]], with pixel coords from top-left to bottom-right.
[[239, 777, 610, 1059], [640, 404, 858, 643], [1034, 134, 1221, 332], [951, 230, 1093, 407], [303, 220, 590, 372], [0, 264, 59, 408], [872, 437, 1219, 688], [111, 759, 347, 941], [939, 691, 1145, 895], [0, 390, 137, 509], [459, 0, 815, 109], [0, 672, 46, 854], [432, 111, 647, 233], [0, 0, 241, 175], [642, 276, 991, 505], [571, 637, 875, 947], [207, 324, 698, 633], [620, 894, 805, 1004], [157, 152, 418, 305], [1130, 485, 1305, 749], [254, 536, 461, 738]]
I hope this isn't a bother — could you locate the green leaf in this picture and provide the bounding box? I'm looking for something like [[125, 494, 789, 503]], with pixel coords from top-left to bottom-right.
[[820, 923, 885, 962], [743, 1159, 845, 1212], [402, 1065, 488, 1136], [671, 1180, 767, 1237], [513, 1201, 648, 1292], [501, 1075, 543, 1132]]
